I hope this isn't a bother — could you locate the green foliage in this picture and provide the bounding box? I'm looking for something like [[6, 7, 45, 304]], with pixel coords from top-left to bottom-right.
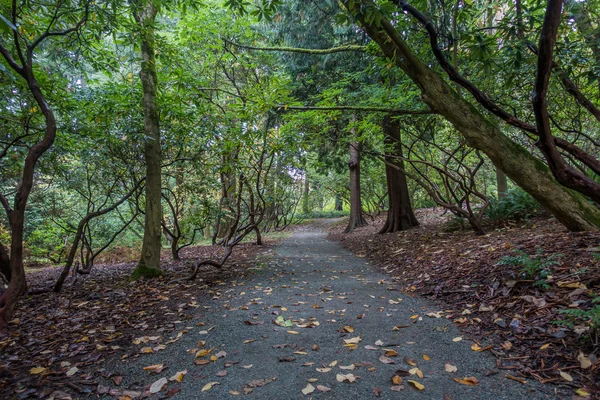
[[498, 249, 562, 289], [557, 296, 600, 345], [299, 210, 349, 219], [485, 188, 540, 222]]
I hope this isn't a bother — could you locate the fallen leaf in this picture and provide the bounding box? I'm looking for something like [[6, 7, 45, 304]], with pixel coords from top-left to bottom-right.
[[216, 370, 227, 377], [65, 367, 79, 377], [452, 337, 462, 342], [336, 373, 358, 383], [422, 355, 430, 361], [392, 375, 403, 385], [559, 371, 573, 382], [201, 382, 219, 392], [407, 380, 425, 390], [578, 352, 592, 369], [539, 343, 550, 350], [339, 364, 355, 370], [343, 336, 361, 344], [453, 376, 479, 386], [316, 368, 331, 373], [143, 364, 166, 374], [444, 363, 458, 373], [287, 330, 299, 335], [384, 349, 398, 357], [404, 357, 417, 366], [150, 377, 168, 394], [575, 388, 591, 398], [30, 367, 47, 375], [301, 384, 315, 395], [409, 368, 424, 378], [316, 385, 331, 392], [169, 371, 187, 382], [379, 355, 395, 364]]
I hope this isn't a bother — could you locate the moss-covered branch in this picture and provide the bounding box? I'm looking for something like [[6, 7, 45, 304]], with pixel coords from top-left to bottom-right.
[[224, 39, 367, 54]]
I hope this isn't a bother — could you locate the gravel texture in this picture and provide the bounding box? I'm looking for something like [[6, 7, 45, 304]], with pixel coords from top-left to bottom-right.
[[108, 225, 562, 399]]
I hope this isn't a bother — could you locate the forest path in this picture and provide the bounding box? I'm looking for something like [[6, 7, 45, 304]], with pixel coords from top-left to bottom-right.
[[113, 223, 558, 399]]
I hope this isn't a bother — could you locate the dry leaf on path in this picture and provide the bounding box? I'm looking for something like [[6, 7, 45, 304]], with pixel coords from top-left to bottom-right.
[[407, 380, 424, 390], [150, 377, 168, 394], [453, 376, 479, 386], [301, 384, 315, 395], [444, 363, 458, 373]]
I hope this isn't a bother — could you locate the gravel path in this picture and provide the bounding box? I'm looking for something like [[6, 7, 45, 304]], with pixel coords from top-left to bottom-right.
[[111, 224, 561, 399]]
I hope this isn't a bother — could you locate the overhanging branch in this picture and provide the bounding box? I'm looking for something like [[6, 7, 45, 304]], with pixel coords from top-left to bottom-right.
[[224, 39, 367, 55]]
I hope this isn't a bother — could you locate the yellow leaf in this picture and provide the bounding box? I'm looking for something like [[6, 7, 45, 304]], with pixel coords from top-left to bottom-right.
[[422, 354, 430, 361], [575, 388, 591, 398], [195, 348, 213, 358], [30, 367, 46, 375], [559, 371, 573, 382], [407, 380, 425, 390], [392, 375, 403, 385], [287, 330, 299, 334], [471, 344, 482, 351], [169, 370, 187, 382], [141, 347, 153, 354], [343, 336, 361, 344], [454, 376, 479, 386], [539, 343, 550, 350], [453, 337, 463, 342], [384, 349, 398, 357], [201, 382, 219, 392]]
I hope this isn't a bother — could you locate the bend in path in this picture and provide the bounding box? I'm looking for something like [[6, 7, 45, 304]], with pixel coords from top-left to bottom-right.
[[112, 224, 560, 399]]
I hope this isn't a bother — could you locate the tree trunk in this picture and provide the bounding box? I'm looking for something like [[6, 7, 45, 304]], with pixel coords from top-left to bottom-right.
[[379, 115, 419, 233], [0, 57, 58, 327], [346, 2, 600, 231], [132, 0, 162, 278], [0, 242, 10, 282], [171, 236, 180, 260], [334, 194, 343, 211], [496, 168, 508, 199], [302, 175, 310, 214], [345, 140, 368, 233]]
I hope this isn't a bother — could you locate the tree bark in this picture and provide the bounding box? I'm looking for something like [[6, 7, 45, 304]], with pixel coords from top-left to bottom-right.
[[345, 139, 368, 233], [334, 194, 343, 211], [344, 1, 600, 231], [379, 115, 419, 233], [0, 242, 10, 282], [132, 0, 162, 278], [302, 175, 310, 214], [496, 168, 508, 199]]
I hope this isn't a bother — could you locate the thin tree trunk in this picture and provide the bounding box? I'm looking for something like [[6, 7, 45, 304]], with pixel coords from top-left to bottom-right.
[[496, 168, 508, 199], [379, 115, 419, 233], [334, 194, 343, 211], [302, 175, 310, 214], [0, 242, 10, 282], [345, 138, 368, 233], [132, 0, 162, 278]]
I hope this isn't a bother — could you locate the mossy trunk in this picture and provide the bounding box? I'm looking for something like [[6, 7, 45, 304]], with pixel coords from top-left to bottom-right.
[[347, 2, 600, 231], [132, 0, 162, 278], [345, 140, 368, 233]]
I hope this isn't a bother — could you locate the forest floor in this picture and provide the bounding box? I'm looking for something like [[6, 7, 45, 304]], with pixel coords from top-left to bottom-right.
[[1, 218, 591, 399], [329, 209, 600, 398]]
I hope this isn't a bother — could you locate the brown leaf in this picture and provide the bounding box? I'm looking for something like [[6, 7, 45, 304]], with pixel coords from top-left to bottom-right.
[[404, 357, 417, 366], [316, 385, 331, 392], [453, 376, 479, 386]]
